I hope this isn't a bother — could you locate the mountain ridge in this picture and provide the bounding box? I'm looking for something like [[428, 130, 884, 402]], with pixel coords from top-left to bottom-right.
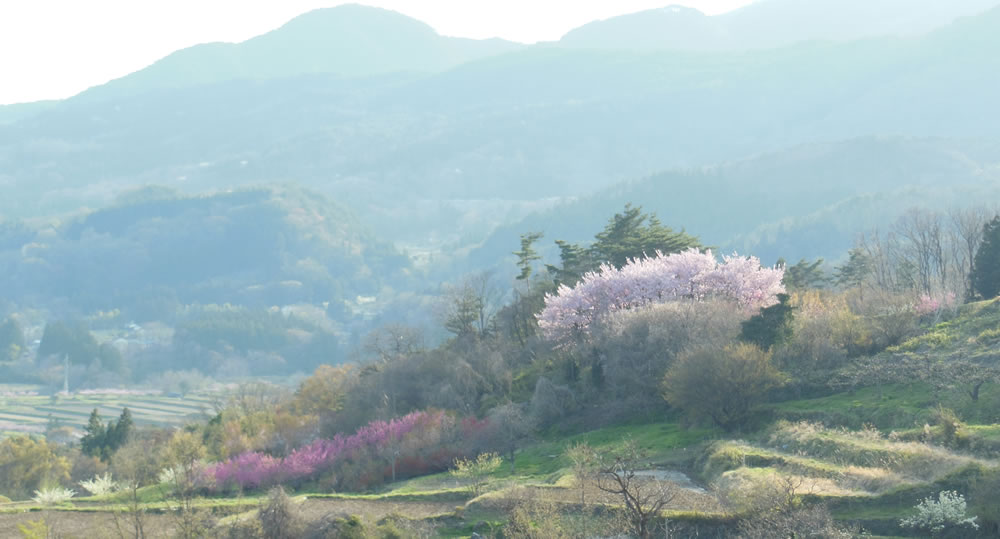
[[70, 3, 524, 104], [559, 0, 1000, 51]]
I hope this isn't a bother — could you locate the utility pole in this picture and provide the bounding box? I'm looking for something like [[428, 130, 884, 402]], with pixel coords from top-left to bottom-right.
[[63, 354, 69, 395]]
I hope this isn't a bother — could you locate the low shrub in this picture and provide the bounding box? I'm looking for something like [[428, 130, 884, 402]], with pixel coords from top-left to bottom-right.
[[31, 486, 75, 505], [900, 490, 978, 537], [78, 472, 119, 496]]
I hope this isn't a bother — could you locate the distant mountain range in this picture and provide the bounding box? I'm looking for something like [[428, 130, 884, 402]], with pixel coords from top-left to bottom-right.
[[560, 0, 1000, 51], [2, 1, 999, 286], [469, 137, 1000, 270]]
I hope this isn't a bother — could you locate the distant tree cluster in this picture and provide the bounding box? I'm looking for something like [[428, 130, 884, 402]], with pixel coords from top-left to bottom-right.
[[175, 307, 294, 353], [843, 206, 993, 301], [0, 317, 24, 362], [81, 408, 134, 462], [0, 436, 70, 500], [38, 320, 123, 373]]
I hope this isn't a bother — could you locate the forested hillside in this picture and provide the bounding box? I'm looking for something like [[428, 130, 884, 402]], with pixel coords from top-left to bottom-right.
[[472, 137, 1000, 268], [0, 186, 409, 319]]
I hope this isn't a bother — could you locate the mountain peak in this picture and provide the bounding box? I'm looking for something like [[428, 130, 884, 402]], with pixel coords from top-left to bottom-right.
[[658, 5, 708, 16], [559, 5, 720, 51], [269, 3, 439, 39], [72, 4, 522, 103]]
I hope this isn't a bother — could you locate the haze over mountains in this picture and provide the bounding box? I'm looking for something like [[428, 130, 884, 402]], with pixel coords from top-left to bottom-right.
[[561, 0, 1000, 51], [2, 0, 999, 321]]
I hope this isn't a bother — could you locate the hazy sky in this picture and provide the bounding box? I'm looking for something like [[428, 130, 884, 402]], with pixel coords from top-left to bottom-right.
[[0, 1, 755, 105]]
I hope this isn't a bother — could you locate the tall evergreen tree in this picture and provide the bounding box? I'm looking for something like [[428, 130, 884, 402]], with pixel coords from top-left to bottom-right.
[[972, 216, 1000, 299], [546, 240, 588, 288], [513, 232, 543, 281], [780, 258, 828, 290], [547, 204, 700, 288], [588, 204, 699, 269], [80, 409, 106, 458], [111, 408, 134, 449]]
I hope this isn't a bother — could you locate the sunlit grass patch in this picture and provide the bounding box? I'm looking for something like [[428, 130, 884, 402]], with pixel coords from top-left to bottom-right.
[[496, 421, 719, 482]]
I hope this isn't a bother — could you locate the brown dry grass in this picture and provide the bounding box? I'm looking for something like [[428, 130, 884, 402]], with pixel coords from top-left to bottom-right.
[[0, 498, 456, 538], [474, 477, 725, 515]]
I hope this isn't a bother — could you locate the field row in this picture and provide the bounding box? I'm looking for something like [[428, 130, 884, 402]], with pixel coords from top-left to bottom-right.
[[0, 390, 219, 435]]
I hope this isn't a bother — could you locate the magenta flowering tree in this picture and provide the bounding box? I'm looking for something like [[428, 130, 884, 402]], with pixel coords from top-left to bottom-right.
[[537, 248, 785, 346], [211, 452, 282, 490], [206, 409, 475, 492]]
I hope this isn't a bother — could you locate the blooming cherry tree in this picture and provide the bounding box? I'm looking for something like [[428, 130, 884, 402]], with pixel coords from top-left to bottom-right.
[[538, 248, 784, 346]]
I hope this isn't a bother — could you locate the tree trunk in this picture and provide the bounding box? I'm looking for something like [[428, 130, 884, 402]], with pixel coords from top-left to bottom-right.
[[971, 380, 984, 402]]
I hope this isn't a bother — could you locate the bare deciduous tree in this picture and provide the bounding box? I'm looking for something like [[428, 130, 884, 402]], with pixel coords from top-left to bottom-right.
[[595, 439, 675, 539], [949, 205, 992, 298], [110, 439, 162, 539], [362, 324, 424, 364]]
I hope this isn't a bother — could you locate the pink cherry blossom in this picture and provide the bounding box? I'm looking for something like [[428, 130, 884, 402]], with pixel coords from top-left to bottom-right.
[[538, 248, 784, 346]]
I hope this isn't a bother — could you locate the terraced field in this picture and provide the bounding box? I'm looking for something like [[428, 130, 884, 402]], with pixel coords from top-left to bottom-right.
[[0, 385, 218, 437]]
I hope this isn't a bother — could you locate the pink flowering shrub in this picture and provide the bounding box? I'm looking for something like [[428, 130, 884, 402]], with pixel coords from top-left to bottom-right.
[[916, 292, 957, 317], [207, 409, 483, 492], [538, 248, 785, 346]]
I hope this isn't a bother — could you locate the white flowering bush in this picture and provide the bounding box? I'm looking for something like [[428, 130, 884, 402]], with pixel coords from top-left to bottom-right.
[[32, 487, 76, 505], [900, 490, 978, 535], [79, 472, 119, 496], [158, 467, 177, 486]]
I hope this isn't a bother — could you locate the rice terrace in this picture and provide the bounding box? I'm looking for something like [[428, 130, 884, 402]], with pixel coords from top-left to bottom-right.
[[0, 386, 217, 438]]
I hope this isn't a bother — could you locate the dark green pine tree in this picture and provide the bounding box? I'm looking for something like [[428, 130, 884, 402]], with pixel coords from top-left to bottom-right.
[[740, 293, 795, 350], [972, 216, 1000, 299], [546, 240, 588, 288], [780, 258, 828, 290], [588, 204, 699, 269], [111, 407, 134, 449], [547, 204, 700, 288], [835, 248, 872, 291], [101, 419, 117, 461], [513, 232, 543, 281], [80, 409, 106, 458]]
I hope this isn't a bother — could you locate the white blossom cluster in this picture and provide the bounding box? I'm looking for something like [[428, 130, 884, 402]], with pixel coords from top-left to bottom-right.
[[78, 472, 120, 496], [31, 486, 76, 505], [899, 490, 978, 533]]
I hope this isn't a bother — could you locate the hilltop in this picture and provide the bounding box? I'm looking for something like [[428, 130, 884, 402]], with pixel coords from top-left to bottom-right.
[[72, 4, 523, 103]]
